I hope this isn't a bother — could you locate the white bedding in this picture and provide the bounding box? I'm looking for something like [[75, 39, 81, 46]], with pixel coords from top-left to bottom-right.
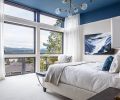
[[45, 61, 87, 85], [60, 62, 120, 93]]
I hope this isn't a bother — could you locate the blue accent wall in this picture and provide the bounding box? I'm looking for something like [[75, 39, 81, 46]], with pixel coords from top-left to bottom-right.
[[80, 3, 120, 25]]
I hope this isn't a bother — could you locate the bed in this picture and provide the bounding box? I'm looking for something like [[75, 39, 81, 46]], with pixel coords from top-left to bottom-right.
[[42, 61, 120, 100]]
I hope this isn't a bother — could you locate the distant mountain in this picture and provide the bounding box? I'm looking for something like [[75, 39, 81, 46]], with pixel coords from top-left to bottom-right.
[[40, 48, 47, 54], [4, 47, 47, 54], [4, 47, 34, 54]]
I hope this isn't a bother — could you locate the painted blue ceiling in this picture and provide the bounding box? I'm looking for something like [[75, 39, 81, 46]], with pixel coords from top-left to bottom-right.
[[8, 0, 120, 17]]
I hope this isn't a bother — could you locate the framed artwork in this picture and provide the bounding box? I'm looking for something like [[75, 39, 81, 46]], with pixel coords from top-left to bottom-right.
[[85, 33, 114, 55]]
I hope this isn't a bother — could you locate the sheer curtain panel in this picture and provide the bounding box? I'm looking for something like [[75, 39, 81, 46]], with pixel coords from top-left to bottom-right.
[[0, 0, 5, 80], [64, 14, 82, 62]]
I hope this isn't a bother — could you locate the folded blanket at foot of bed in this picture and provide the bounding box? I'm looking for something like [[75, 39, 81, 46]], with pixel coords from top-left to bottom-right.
[[44, 61, 94, 85]]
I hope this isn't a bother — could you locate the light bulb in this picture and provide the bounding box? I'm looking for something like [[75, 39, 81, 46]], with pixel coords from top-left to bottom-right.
[[62, 0, 70, 4], [74, 8, 79, 13], [80, 3, 88, 10], [55, 8, 61, 15]]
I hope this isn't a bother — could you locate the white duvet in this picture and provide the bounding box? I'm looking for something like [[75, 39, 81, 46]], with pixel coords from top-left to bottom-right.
[[45, 62, 87, 85], [60, 62, 120, 93]]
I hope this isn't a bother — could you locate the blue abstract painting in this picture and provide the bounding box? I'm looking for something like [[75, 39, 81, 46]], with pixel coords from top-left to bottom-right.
[[85, 33, 114, 55]]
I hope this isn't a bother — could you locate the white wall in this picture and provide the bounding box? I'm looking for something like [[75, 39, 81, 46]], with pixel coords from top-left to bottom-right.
[[111, 16, 120, 48], [81, 19, 112, 62]]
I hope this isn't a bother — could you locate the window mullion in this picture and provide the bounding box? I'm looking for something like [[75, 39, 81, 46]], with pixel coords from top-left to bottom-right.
[[35, 25, 40, 72]]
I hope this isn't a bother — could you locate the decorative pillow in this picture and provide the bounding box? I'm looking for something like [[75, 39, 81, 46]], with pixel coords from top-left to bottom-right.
[[109, 53, 120, 73], [102, 56, 114, 71], [58, 55, 72, 63]]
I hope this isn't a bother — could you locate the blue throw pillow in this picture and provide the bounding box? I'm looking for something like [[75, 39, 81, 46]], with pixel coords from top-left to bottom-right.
[[102, 56, 114, 71]]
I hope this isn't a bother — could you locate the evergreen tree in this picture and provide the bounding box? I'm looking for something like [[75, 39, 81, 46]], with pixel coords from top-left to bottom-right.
[[43, 19, 63, 54], [40, 19, 63, 71]]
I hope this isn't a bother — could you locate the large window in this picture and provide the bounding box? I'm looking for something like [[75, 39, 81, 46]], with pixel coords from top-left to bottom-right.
[[4, 4, 34, 21], [40, 29, 63, 54], [4, 23, 35, 54], [4, 2, 64, 75], [40, 14, 63, 27], [5, 58, 35, 76]]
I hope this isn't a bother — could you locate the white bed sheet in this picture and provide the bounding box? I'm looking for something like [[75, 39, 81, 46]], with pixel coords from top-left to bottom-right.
[[60, 62, 120, 93]]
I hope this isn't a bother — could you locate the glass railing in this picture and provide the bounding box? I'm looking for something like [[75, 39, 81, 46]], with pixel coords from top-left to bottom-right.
[[5, 57, 35, 76], [40, 56, 58, 72]]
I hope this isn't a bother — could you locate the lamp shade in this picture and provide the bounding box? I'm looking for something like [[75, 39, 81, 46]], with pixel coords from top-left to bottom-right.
[[111, 16, 120, 48]]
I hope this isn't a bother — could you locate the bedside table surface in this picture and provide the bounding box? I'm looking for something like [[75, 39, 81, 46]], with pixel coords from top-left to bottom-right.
[[88, 87, 120, 100]]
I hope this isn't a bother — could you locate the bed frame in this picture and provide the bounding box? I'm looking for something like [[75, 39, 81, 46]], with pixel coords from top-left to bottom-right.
[[43, 82, 96, 100]]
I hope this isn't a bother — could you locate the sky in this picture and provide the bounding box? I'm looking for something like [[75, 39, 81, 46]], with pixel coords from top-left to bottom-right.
[[40, 30, 50, 49], [4, 23, 34, 48], [4, 4, 34, 21], [4, 4, 58, 49], [4, 23, 53, 49]]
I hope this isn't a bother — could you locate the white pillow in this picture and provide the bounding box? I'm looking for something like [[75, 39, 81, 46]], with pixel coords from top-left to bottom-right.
[[109, 53, 120, 73], [58, 55, 72, 63]]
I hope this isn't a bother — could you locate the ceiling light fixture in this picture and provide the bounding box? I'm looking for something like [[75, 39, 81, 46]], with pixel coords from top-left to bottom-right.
[[55, 0, 88, 16]]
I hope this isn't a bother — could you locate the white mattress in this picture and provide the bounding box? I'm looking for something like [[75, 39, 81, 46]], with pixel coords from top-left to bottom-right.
[[60, 62, 120, 93]]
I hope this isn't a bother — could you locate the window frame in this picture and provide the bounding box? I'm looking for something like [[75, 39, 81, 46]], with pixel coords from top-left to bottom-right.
[[4, 0, 64, 74], [40, 28, 64, 54], [4, 21, 36, 55]]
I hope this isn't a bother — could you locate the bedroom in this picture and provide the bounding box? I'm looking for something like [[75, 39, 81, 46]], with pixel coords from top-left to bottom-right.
[[0, 0, 120, 100]]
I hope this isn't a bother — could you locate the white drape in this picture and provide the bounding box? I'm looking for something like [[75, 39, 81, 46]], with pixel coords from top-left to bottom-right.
[[64, 14, 82, 62], [0, 0, 5, 80]]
